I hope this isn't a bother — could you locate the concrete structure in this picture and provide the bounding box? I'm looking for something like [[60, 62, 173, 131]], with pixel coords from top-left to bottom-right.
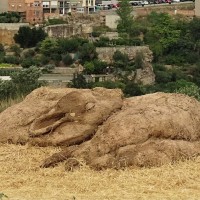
[[0, 0, 8, 13], [8, 0, 43, 24], [195, 0, 200, 17]]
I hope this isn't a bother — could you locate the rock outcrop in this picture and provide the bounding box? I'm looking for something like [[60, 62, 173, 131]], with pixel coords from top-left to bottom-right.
[[0, 87, 200, 170]]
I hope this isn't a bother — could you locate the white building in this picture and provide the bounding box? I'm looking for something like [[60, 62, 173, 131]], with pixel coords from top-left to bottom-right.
[[0, 0, 8, 13], [42, 0, 95, 15], [195, 0, 200, 17]]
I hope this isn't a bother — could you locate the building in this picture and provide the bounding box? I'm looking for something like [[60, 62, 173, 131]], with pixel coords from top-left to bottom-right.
[[8, 0, 43, 24], [0, 0, 8, 13], [42, 0, 96, 19], [195, 0, 200, 17]]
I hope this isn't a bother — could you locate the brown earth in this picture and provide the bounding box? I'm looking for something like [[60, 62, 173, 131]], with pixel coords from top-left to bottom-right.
[[0, 87, 200, 170]]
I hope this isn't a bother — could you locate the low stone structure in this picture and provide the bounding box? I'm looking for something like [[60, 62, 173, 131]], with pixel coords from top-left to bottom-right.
[[45, 23, 93, 38], [0, 23, 29, 45], [96, 46, 155, 85]]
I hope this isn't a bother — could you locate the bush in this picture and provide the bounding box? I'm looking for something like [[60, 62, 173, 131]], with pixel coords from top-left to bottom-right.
[[0, 12, 20, 23], [23, 49, 35, 58], [40, 38, 59, 57], [21, 58, 37, 68], [58, 38, 80, 53], [92, 81, 125, 90], [62, 54, 73, 66], [123, 82, 144, 97], [78, 43, 97, 63], [0, 43, 4, 53], [92, 31, 101, 37], [135, 51, 144, 69], [47, 18, 65, 25], [10, 44, 21, 57], [14, 27, 47, 48], [84, 61, 94, 74], [4, 56, 20, 65], [94, 37, 110, 47], [11, 66, 43, 94], [176, 84, 200, 101], [37, 55, 49, 65], [42, 64, 55, 73], [113, 50, 129, 69], [70, 74, 88, 89]]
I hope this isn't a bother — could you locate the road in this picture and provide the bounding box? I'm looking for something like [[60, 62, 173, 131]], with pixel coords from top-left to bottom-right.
[[131, 1, 194, 8]]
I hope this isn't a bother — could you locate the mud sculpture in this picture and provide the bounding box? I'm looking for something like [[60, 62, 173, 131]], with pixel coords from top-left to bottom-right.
[[0, 87, 200, 170]]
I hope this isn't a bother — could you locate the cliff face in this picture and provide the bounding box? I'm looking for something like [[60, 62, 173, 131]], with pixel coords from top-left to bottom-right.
[[96, 46, 155, 85]]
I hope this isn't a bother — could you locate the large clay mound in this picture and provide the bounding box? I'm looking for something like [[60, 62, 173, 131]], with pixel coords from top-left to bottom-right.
[[0, 87, 123, 146], [0, 88, 200, 170]]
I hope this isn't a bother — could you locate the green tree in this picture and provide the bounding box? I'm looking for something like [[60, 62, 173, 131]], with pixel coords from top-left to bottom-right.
[[144, 12, 180, 60], [113, 50, 129, 70], [10, 66, 43, 94], [62, 54, 73, 66], [71, 73, 88, 88], [78, 43, 97, 63], [116, 0, 134, 35], [14, 27, 47, 48], [40, 38, 59, 57], [10, 44, 21, 57]]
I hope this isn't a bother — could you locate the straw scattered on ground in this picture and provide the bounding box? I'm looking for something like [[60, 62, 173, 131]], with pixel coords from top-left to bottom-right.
[[0, 144, 200, 200]]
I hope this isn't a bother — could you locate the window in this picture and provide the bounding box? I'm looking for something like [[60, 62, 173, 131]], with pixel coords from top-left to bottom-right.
[[34, 1, 40, 7]]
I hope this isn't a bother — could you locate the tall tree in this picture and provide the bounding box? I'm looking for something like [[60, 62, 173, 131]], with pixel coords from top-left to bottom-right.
[[14, 27, 47, 48], [116, 0, 134, 35]]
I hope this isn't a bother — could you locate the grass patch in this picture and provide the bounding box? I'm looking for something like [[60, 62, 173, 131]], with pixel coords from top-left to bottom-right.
[[0, 63, 13, 68], [0, 96, 24, 113]]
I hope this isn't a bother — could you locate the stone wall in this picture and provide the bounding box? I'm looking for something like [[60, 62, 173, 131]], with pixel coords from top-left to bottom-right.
[[96, 46, 153, 63], [45, 24, 93, 38], [96, 46, 155, 85], [0, 23, 29, 45]]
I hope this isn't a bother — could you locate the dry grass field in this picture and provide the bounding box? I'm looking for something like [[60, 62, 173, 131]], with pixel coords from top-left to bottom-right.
[[1, 144, 200, 200]]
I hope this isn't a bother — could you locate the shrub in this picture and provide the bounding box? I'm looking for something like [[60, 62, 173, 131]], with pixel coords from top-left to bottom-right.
[[47, 18, 65, 25], [123, 82, 144, 97], [92, 81, 125, 90], [10, 44, 21, 57], [58, 38, 80, 53], [14, 27, 47, 48], [42, 64, 55, 73], [78, 43, 97, 63], [176, 84, 200, 101], [40, 38, 59, 57], [70, 73, 88, 88], [23, 49, 35, 58], [4, 56, 20, 65], [21, 58, 37, 68], [0, 43, 4, 53], [113, 50, 129, 69], [62, 54, 73, 66], [84, 62, 94, 74], [11, 66, 43, 94], [94, 37, 110, 47], [135, 51, 144, 69]]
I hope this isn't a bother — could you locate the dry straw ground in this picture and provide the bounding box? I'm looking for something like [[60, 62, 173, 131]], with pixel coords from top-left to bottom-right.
[[0, 144, 200, 200]]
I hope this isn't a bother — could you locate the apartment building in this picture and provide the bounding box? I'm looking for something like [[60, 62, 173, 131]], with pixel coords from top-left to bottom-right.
[[42, 0, 95, 17], [8, 0, 43, 24], [195, 0, 200, 17], [0, 0, 8, 13]]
